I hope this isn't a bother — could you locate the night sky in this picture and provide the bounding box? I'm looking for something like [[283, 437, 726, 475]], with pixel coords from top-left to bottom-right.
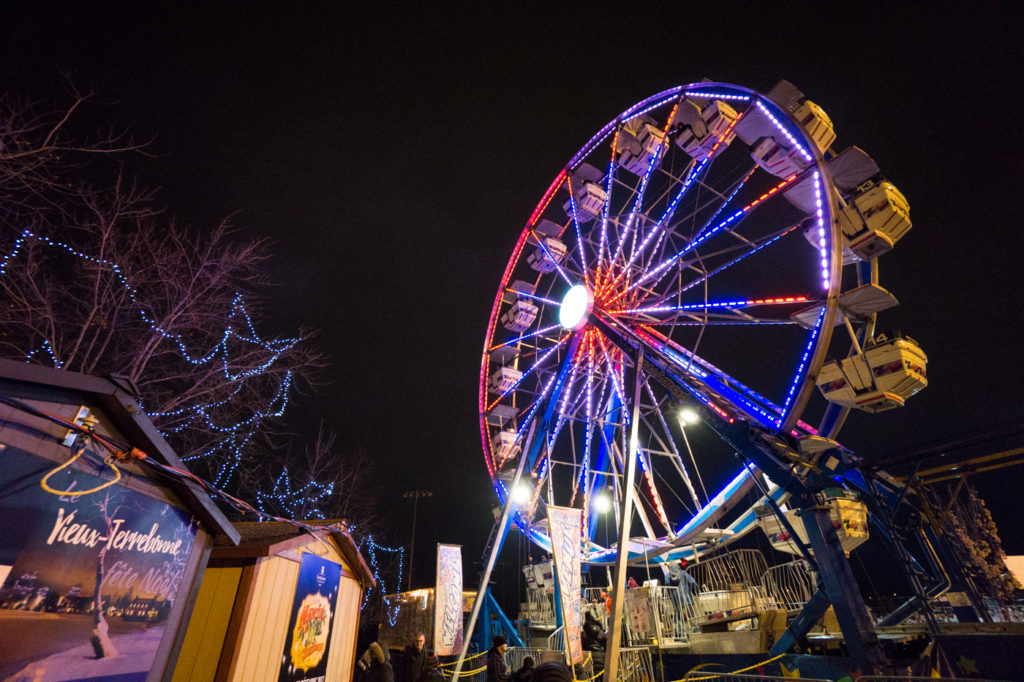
[[2, 3, 1022, 594]]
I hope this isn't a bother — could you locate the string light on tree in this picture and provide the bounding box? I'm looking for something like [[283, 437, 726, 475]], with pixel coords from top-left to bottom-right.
[[358, 535, 406, 626], [2, 229, 301, 487], [254, 467, 335, 519]]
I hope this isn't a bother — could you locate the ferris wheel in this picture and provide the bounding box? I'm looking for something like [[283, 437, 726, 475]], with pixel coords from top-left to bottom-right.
[[479, 81, 927, 565]]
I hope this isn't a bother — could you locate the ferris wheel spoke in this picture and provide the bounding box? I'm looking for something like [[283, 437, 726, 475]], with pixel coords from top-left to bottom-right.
[[616, 105, 752, 287], [641, 375, 701, 510], [637, 448, 673, 536], [595, 333, 629, 423], [632, 325, 799, 431], [675, 222, 804, 300], [607, 108, 681, 272], [614, 295, 811, 317], [612, 170, 808, 306], [596, 139, 619, 271], [486, 334, 571, 412], [628, 215, 806, 312], [489, 324, 564, 352]]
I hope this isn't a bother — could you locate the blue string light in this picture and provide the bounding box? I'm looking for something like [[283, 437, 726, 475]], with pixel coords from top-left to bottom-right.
[[1, 228, 306, 489], [255, 467, 335, 519], [357, 535, 406, 625]]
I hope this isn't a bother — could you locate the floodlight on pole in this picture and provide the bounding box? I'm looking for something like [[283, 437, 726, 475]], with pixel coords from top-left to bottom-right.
[[679, 406, 700, 427], [592, 489, 613, 514], [403, 489, 433, 591]]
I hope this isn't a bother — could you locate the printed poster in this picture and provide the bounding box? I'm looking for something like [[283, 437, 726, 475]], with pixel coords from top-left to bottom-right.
[[433, 544, 463, 655], [0, 446, 197, 682], [279, 553, 342, 682], [546, 505, 583, 664]]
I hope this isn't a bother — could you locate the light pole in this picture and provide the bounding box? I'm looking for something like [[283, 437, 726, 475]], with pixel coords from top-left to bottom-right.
[[403, 489, 432, 591]]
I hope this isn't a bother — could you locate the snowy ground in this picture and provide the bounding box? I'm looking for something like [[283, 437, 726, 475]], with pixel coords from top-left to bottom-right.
[[6, 626, 165, 682]]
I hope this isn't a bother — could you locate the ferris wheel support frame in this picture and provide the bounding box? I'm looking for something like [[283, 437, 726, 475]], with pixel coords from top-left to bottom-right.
[[605, 348, 645, 682], [593, 305, 887, 665]]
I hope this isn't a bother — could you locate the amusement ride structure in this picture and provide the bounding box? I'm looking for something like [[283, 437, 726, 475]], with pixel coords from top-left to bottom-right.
[[458, 80, 1009, 677]]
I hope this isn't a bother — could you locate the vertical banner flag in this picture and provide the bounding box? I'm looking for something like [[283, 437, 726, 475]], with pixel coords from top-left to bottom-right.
[[546, 505, 583, 664], [279, 553, 342, 682], [434, 544, 464, 655]]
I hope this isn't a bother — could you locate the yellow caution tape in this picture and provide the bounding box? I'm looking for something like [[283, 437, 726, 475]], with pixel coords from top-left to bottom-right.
[[671, 653, 786, 681]]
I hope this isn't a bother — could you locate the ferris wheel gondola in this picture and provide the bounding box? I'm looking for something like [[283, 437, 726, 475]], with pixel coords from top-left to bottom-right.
[[479, 80, 927, 565]]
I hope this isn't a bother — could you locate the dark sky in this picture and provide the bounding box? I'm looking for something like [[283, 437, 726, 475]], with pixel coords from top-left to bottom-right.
[[2, 2, 1023, 592]]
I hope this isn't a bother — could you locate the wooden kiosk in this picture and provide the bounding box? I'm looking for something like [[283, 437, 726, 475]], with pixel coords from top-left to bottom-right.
[[173, 521, 374, 682]]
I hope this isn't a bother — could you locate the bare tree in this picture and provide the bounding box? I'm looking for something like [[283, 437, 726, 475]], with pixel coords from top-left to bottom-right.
[[249, 424, 382, 531], [0, 90, 325, 490]]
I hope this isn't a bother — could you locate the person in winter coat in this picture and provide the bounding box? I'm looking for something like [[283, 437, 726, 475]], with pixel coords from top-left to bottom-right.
[[485, 634, 511, 682], [512, 655, 534, 682], [367, 642, 394, 682], [401, 632, 427, 682], [416, 650, 445, 682]]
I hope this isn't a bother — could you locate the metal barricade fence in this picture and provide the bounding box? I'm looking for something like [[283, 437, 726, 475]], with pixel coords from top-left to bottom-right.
[[759, 560, 814, 612], [525, 586, 557, 628], [682, 672, 830, 682], [684, 550, 770, 592], [618, 646, 655, 682], [505, 646, 547, 672], [547, 625, 565, 651], [622, 585, 693, 645], [855, 678, 981, 682]]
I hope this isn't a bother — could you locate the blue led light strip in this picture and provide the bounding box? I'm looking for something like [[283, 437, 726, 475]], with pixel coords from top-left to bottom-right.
[[777, 304, 826, 428]]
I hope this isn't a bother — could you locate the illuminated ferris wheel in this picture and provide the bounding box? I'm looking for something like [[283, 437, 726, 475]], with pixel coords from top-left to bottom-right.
[[479, 80, 927, 564]]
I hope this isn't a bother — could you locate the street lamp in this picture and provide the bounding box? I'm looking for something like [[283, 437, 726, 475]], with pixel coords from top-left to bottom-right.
[[678, 406, 700, 427], [403, 489, 433, 591], [592, 489, 613, 515]]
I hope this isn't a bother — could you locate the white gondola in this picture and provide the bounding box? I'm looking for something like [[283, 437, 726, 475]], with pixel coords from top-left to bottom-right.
[[489, 365, 522, 394], [837, 180, 912, 260], [675, 99, 738, 159], [563, 181, 607, 221], [816, 334, 928, 413], [562, 163, 606, 221], [527, 236, 568, 273], [500, 298, 538, 333], [617, 115, 666, 176], [491, 429, 521, 464], [757, 490, 869, 557], [750, 136, 809, 178]]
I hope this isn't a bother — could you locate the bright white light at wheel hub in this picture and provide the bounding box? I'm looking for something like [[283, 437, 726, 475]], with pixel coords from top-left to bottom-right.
[[559, 285, 593, 330]]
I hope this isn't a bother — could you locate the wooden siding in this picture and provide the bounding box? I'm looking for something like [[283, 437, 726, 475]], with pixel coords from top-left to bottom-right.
[[171, 564, 243, 682], [230, 553, 299, 680], [178, 535, 363, 681]]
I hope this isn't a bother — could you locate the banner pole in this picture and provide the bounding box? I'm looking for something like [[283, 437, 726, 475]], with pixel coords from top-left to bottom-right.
[[604, 347, 644, 682]]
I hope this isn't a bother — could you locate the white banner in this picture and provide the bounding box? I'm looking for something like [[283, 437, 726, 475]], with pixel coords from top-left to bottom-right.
[[433, 543, 464, 655], [546, 506, 584, 664]]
